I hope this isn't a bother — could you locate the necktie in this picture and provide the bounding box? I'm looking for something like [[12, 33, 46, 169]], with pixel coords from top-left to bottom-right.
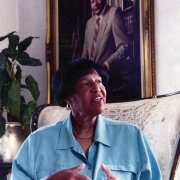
[[90, 16, 100, 60]]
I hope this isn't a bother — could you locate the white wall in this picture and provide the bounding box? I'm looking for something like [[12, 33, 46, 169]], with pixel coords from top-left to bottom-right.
[[18, 0, 47, 105], [0, 0, 18, 48], [154, 0, 180, 95], [0, 0, 47, 105]]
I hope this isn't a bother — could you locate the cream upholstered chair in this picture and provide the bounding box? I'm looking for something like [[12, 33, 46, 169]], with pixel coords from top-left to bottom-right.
[[31, 93, 180, 180]]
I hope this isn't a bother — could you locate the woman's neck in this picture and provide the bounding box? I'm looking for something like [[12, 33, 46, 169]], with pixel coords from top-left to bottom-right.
[[71, 114, 97, 157], [72, 114, 97, 136]]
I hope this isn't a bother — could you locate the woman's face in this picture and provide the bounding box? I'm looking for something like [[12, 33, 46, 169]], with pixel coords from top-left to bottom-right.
[[68, 70, 106, 119], [90, 0, 106, 15]]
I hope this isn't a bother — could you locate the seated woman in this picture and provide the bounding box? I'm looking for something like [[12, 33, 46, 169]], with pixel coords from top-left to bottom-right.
[[11, 59, 162, 180]]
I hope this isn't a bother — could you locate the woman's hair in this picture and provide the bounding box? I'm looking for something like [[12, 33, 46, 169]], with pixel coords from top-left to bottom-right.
[[53, 58, 109, 106]]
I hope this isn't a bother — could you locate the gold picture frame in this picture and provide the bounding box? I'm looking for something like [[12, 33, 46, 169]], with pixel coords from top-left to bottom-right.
[[46, 0, 156, 102]]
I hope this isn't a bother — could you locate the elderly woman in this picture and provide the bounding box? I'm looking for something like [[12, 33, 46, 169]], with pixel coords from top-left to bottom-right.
[[11, 59, 161, 180]]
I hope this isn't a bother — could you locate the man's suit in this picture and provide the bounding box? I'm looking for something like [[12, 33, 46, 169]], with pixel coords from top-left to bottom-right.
[[82, 5, 129, 67], [82, 5, 135, 101]]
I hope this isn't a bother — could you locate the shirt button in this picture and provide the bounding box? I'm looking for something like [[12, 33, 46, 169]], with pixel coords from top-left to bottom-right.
[[88, 166, 92, 170]]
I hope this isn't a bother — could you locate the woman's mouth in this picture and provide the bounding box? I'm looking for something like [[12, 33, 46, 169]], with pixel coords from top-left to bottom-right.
[[92, 95, 104, 103]]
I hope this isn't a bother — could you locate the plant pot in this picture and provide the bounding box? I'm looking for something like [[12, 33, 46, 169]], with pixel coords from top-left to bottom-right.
[[0, 122, 25, 163]]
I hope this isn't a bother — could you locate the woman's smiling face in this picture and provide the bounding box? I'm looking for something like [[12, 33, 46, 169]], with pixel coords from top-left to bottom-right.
[[68, 70, 106, 118]]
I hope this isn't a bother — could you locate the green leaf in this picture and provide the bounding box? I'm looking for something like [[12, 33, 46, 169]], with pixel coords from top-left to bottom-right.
[[0, 114, 6, 138], [6, 60, 15, 81], [7, 80, 21, 119], [0, 31, 16, 42], [0, 53, 8, 69], [21, 100, 36, 135], [29, 57, 42, 66], [1, 48, 10, 56], [17, 55, 41, 66], [0, 70, 9, 106], [8, 34, 20, 51], [1, 84, 9, 107], [0, 54, 8, 91], [25, 75, 40, 101], [13, 51, 30, 65], [15, 52, 41, 66], [18, 36, 39, 51], [15, 65, 22, 81]]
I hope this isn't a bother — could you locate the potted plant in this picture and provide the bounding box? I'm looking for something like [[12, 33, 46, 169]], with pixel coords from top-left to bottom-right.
[[0, 31, 42, 137]]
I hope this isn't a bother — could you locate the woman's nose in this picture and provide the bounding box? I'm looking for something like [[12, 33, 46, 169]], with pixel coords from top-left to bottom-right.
[[91, 82, 101, 92]]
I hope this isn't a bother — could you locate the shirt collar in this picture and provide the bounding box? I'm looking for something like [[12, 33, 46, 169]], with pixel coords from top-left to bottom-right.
[[56, 114, 76, 150], [94, 115, 111, 146], [56, 114, 111, 150]]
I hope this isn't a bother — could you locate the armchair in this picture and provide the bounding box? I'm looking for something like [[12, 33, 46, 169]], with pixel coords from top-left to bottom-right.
[[31, 92, 180, 180]]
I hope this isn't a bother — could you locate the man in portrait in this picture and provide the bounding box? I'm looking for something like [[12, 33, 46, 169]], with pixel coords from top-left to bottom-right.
[[82, 0, 136, 102]]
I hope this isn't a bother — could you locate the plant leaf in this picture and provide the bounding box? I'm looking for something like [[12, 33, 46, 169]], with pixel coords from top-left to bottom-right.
[[0, 54, 8, 89], [25, 75, 40, 101], [21, 100, 36, 135], [1, 48, 10, 56], [8, 34, 20, 51], [18, 36, 39, 51], [15, 52, 41, 66], [14, 51, 30, 65], [29, 57, 42, 66], [15, 65, 22, 82], [7, 80, 21, 119], [1, 84, 9, 107], [0, 31, 16, 42], [0, 53, 8, 69], [0, 70, 9, 106], [0, 114, 6, 138], [0, 54, 9, 106], [17, 55, 42, 66]]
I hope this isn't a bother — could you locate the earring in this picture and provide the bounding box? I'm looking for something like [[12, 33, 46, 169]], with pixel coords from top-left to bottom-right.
[[66, 103, 71, 110]]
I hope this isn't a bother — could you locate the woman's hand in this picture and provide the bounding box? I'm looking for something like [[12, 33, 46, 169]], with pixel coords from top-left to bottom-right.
[[101, 163, 120, 180], [44, 163, 91, 180]]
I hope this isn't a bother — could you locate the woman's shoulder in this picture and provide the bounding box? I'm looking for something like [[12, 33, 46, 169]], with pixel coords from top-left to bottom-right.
[[30, 118, 66, 138]]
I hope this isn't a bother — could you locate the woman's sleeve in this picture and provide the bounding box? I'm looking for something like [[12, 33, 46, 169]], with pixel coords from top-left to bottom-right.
[[10, 136, 34, 180]]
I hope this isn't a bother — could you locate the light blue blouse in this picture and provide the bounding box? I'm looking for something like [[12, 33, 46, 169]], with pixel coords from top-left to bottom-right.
[[11, 115, 162, 180]]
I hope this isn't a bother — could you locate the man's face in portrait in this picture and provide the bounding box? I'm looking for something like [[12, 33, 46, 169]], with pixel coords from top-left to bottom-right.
[[90, 0, 106, 15]]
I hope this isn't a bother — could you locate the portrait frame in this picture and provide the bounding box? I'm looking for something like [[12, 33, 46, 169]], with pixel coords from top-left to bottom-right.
[[46, 0, 156, 102]]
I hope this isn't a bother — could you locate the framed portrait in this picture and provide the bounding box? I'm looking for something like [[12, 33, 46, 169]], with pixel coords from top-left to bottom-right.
[[46, 0, 156, 103]]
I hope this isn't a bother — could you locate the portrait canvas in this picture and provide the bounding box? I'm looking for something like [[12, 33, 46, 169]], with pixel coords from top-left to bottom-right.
[[47, 0, 155, 103]]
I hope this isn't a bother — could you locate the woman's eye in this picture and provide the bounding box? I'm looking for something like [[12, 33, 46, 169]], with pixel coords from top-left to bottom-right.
[[97, 79, 102, 84], [83, 83, 90, 86], [80, 82, 90, 87]]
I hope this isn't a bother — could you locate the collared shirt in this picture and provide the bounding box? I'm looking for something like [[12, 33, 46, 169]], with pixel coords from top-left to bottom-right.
[[11, 115, 162, 180]]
